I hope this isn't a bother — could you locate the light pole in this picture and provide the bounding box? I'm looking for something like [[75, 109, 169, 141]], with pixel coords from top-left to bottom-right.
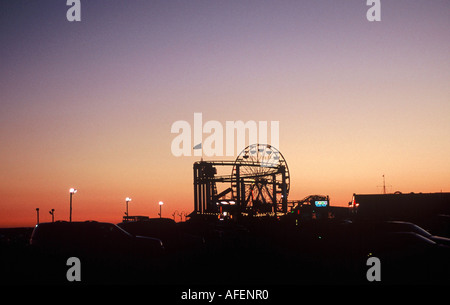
[[158, 201, 164, 218], [172, 210, 179, 221], [36, 208, 39, 225], [49, 209, 55, 222], [125, 197, 132, 218], [69, 188, 77, 222]]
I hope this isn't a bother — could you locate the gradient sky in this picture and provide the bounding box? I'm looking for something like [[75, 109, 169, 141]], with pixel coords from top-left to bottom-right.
[[1, 0, 449, 227]]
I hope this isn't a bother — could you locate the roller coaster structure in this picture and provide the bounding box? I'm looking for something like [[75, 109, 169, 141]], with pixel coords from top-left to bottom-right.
[[192, 144, 328, 218]]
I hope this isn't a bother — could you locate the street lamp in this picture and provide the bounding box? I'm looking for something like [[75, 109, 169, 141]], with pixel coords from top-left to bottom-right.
[[125, 197, 132, 217], [49, 209, 55, 222], [69, 188, 77, 222], [36, 208, 39, 225], [158, 201, 164, 218]]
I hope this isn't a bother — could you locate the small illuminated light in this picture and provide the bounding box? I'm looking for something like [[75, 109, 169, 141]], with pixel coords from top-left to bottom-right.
[[221, 201, 229, 205], [229, 201, 235, 205], [315, 200, 328, 207], [159, 201, 164, 205], [126, 197, 132, 202], [355, 203, 360, 207], [69, 188, 77, 194], [351, 197, 356, 207]]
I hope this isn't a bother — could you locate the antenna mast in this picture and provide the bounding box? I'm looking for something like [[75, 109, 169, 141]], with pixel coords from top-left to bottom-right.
[[377, 174, 391, 194]]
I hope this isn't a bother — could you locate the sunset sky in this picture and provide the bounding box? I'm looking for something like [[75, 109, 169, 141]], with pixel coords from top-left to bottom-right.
[[1, 0, 449, 227]]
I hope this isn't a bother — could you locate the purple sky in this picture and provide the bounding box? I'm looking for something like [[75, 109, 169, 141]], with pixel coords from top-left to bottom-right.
[[1, 1, 449, 226]]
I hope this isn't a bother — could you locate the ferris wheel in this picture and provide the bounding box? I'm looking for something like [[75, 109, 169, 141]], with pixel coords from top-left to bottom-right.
[[231, 144, 290, 214]]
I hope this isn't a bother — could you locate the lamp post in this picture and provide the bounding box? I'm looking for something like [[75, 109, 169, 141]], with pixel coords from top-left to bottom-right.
[[158, 201, 164, 218], [49, 209, 55, 222], [172, 210, 179, 221], [125, 197, 132, 218], [69, 188, 77, 222], [36, 208, 39, 225]]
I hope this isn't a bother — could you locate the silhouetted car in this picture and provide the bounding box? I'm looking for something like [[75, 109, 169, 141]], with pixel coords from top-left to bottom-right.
[[30, 221, 164, 260], [376, 221, 450, 248], [337, 220, 450, 261], [117, 218, 204, 254], [375, 231, 438, 254]]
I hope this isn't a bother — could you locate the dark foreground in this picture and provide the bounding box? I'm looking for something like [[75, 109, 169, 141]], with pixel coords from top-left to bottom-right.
[[1, 216, 449, 287]]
